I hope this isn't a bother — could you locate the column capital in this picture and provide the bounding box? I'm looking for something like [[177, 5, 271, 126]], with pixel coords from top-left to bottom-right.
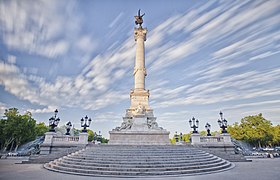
[[134, 27, 147, 41]]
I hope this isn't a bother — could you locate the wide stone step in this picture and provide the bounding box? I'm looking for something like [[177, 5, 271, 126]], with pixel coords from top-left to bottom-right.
[[71, 152, 211, 158], [45, 161, 232, 177], [65, 153, 213, 162], [62, 155, 217, 165], [60, 156, 221, 168], [53, 159, 228, 172], [44, 145, 234, 177]]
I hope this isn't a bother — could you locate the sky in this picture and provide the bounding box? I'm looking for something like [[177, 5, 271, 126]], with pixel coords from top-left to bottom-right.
[[0, 0, 280, 138]]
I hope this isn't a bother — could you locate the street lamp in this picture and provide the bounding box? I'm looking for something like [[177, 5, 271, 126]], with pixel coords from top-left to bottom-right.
[[205, 123, 211, 136], [65, 121, 72, 135], [180, 132, 183, 142], [174, 131, 179, 142], [49, 109, 60, 132], [97, 131, 102, 142], [218, 111, 228, 133], [81, 115, 92, 132], [189, 117, 199, 133]]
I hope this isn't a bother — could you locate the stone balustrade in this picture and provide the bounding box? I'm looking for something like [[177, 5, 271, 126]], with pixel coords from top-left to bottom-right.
[[191, 133, 232, 145], [52, 136, 79, 142], [40, 132, 88, 155], [200, 136, 224, 143]]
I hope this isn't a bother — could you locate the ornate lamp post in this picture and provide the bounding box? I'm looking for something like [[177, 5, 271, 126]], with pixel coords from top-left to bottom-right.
[[93, 132, 97, 142], [180, 132, 183, 142], [218, 111, 228, 133], [174, 131, 179, 142], [205, 123, 211, 136], [97, 131, 102, 142], [189, 117, 199, 133], [81, 115, 91, 132], [49, 109, 60, 132], [65, 121, 72, 135]]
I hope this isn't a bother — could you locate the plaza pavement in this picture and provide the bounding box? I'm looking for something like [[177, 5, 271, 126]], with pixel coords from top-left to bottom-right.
[[0, 157, 280, 180]]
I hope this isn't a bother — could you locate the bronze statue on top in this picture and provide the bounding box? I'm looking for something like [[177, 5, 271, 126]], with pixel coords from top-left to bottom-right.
[[134, 9, 145, 28]]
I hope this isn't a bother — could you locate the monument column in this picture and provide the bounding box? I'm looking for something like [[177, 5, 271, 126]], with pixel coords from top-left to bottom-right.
[[109, 10, 170, 145], [134, 28, 147, 90]]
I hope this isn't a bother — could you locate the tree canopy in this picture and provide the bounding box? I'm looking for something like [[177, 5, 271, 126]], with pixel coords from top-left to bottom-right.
[[228, 113, 279, 147], [0, 108, 48, 152]]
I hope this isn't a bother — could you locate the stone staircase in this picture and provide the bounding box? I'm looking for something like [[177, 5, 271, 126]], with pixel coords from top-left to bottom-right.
[[44, 145, 234, 177]]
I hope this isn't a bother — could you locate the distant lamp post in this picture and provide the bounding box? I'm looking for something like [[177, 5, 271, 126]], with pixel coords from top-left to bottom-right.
[[93, 132, 97, 142], [81, 115, 91, 132], [189, 117, 199, 133], [65, 121, 72, 135], [97, 131, 102, 142], [180, 132, 183, 142], [218, 111, 228, 133], [174, 131, 179, 142], [49, 109, 60, 132], [205, 123, 211, 136]]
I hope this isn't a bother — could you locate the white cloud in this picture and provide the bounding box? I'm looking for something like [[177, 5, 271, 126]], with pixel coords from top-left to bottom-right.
[[0, 0, 95, 59]]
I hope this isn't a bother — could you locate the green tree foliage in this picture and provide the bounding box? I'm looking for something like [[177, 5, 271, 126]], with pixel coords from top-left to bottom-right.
[[228, 113, 276, 147], [87, 129, 94, 142], [272, 125, 280, 146], [0, 108, 37, 152], [35, 122, 49, 136], [170, 132, 191, 144]]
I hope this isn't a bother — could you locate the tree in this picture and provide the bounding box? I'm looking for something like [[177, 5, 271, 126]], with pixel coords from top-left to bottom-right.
[[272, 125, 280, 146], [35, 122, 49, 136], [170, 132, 191, 144], [87, 129, 94, 142], [0, 108, 37, 152], [228, 113, 274, 147]]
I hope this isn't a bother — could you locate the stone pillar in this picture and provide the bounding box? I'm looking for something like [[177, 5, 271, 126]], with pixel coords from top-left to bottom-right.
[[79, 132, 89, 145], [221, 133, 232, 144], [134, 27, 147, 90], [40, 132, 56, 155], [190, 134, 201, 145], [43, 132, 56, 145]]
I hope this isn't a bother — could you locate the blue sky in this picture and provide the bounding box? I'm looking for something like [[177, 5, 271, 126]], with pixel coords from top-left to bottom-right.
[[0, 0, 280, 138]]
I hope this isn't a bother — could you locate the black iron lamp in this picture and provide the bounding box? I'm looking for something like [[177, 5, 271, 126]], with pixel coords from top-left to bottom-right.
[[81, 115, 92, 132], [49, 109, 60, 132], [65, 121, 72, 135], [189, 117, 199, 133], [205, 123, 211, 136], [175, 131, 179, 142], [218, 111, 228, 133]]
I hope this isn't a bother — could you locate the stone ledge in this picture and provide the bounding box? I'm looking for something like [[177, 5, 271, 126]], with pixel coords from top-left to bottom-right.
[[109, 130, 170, 145]]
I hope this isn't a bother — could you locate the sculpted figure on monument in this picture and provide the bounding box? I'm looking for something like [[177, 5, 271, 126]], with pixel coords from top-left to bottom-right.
[[114, 118, 132, 131], [134, 9, 145, 27], [147, 118, 162, 130], [135, 104, 145, 115]]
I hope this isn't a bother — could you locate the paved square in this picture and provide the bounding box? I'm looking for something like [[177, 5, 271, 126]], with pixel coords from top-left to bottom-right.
[[0, 157, 280, 180]]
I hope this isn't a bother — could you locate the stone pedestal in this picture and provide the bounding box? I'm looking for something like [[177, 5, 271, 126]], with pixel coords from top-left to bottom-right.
[[109, 130, 170, 145], [40, 132, 56, 155], [79, 132, 89, 145], [221, 133, 232, 144], [40, 132, 88, 155], [190, 134, 201, 145]]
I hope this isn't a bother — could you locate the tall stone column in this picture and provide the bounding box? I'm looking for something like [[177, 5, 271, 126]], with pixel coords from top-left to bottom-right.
[[134, 28, 147, 90], [109, 10, 170, 145]]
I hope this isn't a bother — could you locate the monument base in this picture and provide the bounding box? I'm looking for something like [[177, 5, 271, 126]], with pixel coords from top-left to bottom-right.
[[109, 130, 170, 145]]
